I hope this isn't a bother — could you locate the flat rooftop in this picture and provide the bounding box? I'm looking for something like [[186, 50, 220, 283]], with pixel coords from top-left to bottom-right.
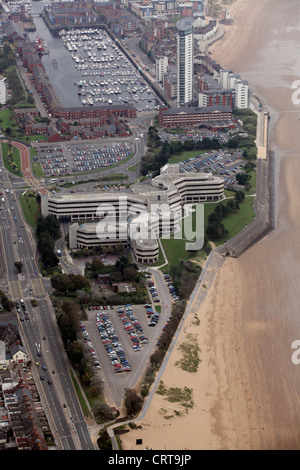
[[176, 17, 195, 32]]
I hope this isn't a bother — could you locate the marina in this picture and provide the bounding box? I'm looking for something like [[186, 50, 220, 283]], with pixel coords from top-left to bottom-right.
[[60, 28, 157, 110], [25, 1, 158, 111]]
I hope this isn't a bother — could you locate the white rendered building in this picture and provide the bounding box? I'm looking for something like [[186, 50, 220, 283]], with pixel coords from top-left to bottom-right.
[[42, 165, 224, 262], [0, 78, 7, 105], [234, 79, 249, 108], [218, 69, 249, 108], [156, 56, 168, 87]]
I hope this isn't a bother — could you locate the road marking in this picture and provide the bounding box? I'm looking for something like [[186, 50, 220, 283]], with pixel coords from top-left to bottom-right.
[[31, 278, 45, 297], [8, 280, 22, 300]]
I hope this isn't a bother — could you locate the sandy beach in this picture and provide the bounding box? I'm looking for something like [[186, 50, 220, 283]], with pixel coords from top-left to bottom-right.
[[121, 0, 300, 450]]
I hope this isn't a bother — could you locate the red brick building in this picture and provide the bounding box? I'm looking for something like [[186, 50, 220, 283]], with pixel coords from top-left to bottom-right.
[[158, 105, 235, 130], [52, 104, 136, 120]]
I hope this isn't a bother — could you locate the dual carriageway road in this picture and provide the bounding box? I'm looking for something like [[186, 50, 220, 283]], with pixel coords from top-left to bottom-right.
[[1, 134, 173, 449], [0, 141, 95, 450]]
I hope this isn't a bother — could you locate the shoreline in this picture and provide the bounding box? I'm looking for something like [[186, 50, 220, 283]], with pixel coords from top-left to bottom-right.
[[120, 0, 300, 450]]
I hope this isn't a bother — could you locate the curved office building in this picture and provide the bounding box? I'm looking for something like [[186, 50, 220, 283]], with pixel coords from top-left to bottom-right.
[[41, 165, 224, 263]]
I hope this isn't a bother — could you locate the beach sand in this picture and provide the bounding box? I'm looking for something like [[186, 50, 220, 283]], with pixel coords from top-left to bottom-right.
[[121, 0, 300, 450]]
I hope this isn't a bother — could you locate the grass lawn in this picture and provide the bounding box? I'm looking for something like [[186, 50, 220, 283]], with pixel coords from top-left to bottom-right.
[[244, 170, 257, 195], [161, 236, 192, 267], [0, 108, 16, 130], [204, 197, 256, 246], [0, 109, 22, 140], [70, 369, 93, 420], [19, 191, 40, 228], [159, 197, 255, 268], [168, 149, 207, 165], [146, 244, 166, 268], [30, 147, 44, 178], [0, 109, 48, 143], [128, 162, 139, 173], [1, 142, 22, 176]]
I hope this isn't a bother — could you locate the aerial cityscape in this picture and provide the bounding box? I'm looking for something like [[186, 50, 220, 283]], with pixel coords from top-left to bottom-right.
[[0, 0, 299, 454]]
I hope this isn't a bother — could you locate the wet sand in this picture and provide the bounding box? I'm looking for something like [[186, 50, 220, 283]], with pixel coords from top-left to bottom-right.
[[121, 0, 300, 450]]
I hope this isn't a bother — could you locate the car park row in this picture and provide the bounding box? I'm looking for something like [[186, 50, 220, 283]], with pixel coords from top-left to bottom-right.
[[117, 305, 148, 351], [159, 131, 230, 145], [179, 149, 244, 187], [35, 142, 131, 176], [80, 320, 102, 371], [163, 273, 179, 301], [96, 305, 133, 373], [82, 304, 153, 374], [146, 277, 160, 303], [98, 306, 132, 375], [145, 303, 161, 327]]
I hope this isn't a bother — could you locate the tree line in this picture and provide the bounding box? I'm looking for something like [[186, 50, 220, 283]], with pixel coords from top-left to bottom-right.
[[36, 214, 61, 271]]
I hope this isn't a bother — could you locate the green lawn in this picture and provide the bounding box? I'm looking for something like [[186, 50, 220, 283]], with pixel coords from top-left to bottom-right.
[[0, 109, 48, 143], [204, 197, 256, 245], [19, 191, 40, 228], [168, 149, 207, 165], [244, 170, 257, 195], [1, 142, 22, 176], [159, 197, 255, 268], [30, 147, 44, 178], [0, 108, 16, 130], [146, 244, 166, 267], [128, 162, 139, 172], [161, 236, 192, 267]]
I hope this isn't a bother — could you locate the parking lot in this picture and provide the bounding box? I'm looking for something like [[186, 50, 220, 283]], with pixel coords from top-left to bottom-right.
[[80, 301, 170, 404], [33, 141, 133, 177], [157, 131, 249, 188], [159, 130, 230, 145], [179, 149, 245, 187]]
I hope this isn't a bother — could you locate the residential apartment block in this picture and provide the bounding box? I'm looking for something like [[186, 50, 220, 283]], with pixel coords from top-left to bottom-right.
[[129, 0, 202, 19], [155, 55, 168, 87], [44, 3, 101, 28], [219, 69, 249, 108], [176, 17, 195, 107], [197, 74, 234, 107]]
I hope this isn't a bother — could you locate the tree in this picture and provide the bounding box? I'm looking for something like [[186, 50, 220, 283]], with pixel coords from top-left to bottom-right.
[[92, 401, 117, 420], [226, 198, 239, 213], [14, 261, 23, 273], [124, 389, 144, 417], [51, 273, 72, 292], [58, 312, 77, 346], [41, 249, 59, 269], [123, 266, 139, 281], [66, 341, 84, 365], [51, 273, 90, 293], [236, 172, 251, 186], [234, 190, 245, 204], [206, 221, 228, 240], [36, 214, 60, 270], [0, 290, 14, 311]]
